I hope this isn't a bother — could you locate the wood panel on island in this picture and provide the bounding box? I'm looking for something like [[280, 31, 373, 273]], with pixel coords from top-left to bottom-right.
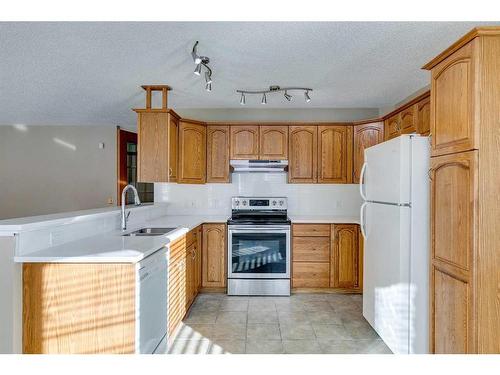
[[423, 26, 500, 354]]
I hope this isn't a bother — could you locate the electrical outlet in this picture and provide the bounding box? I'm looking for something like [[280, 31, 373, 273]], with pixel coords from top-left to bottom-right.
[[107, 197, 114, 205]]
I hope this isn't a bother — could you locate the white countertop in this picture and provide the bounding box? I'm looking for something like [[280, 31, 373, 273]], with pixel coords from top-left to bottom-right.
[[13, 215, 228, 264], [289, 215, 359, 224]]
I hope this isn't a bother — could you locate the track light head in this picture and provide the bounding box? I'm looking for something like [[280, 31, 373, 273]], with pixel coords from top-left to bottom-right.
[[240, 93, 246, 105], [284, 91, 292, 101], [205, 71, 212, 84], [194, 63, 202, 76], [206, 82, 212, 92], [304, 90, 311, 103], [261, 93, 267, 105]]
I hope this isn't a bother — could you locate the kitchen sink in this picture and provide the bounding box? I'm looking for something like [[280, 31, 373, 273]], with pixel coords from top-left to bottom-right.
[[123, 227, 178, 237]]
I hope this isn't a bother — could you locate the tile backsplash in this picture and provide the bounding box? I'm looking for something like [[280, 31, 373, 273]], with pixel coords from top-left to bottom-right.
[[154, 173, 362, 216]]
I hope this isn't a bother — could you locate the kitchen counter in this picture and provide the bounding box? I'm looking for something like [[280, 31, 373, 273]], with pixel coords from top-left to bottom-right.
[[13, 214, 228, 264], [289, 215, 360, 224]]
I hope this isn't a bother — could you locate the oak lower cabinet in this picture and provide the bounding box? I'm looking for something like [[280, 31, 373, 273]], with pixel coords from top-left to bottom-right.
[[178, 120, 207, 184], [202, 223, 227, 288], [424, 28, 500, 354], [135, 109, 179, 182], [230, 125, 259, 159], [288, 126, 318, 183], [317, 126, 353, 184], [353, 121, 384, 183], [291, 223, 362, 291], [206, 125, 230, 183], [259, 125, 288, 160]]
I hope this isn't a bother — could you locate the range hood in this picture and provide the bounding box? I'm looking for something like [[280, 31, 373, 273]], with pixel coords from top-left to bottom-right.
[[230, 160, 288, 173]]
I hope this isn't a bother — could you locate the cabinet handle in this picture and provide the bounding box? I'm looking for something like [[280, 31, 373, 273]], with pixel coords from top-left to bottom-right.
[[428, 168, 433, 181], [169, 167, 173, 177]]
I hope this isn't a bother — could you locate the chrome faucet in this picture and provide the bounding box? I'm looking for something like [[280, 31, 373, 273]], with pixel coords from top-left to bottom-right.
[[121, 184, 141, 231]]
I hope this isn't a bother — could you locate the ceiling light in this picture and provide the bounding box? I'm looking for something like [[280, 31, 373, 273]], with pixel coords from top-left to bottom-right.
[[304, 90, 311, 103], [261, 93, 267, 105], [206, 82, 212, 92], [240, 93, 246, 105], [205, 72, 212, 84], [284, 91, 292, 101], [194, 63, 202, 76]]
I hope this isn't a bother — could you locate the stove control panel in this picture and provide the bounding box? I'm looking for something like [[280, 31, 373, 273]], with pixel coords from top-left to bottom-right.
[[231, 197, 287, 210]]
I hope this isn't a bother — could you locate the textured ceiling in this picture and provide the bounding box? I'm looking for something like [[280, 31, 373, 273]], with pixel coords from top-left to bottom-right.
[[1, 21, 497, 126]]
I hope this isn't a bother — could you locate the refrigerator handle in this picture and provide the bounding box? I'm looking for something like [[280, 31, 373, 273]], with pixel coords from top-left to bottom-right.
[[359, 162, 368, 200], [360, 202, 368, 239]]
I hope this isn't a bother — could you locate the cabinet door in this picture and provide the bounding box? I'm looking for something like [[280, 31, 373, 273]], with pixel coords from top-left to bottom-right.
[[178, 121, 207, 184], [259, 125, 288, 160], [431, 40, 477, 156], [400, 106, 417, 134], [230, 126, 259, 159], [167, 114, 179, 182], [385, 114, 400, 140], [137, 112, 170, 182], [317, 125, 353, 184], [207, 125, 230, 183], [288, 125, 317, 183], [430, 151, 477, 353], [416, 96, 431, 136], [353, 122, 384, 183], [202, 224, 226, 288], [168, 237, 187, 337], [331, 224, 360, 289]]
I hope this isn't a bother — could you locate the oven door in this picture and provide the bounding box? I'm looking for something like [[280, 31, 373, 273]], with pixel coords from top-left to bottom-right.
[[228, 225, 290, 279]]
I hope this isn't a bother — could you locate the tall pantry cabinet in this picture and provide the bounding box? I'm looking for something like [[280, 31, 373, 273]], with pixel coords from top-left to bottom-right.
[[423, 27, 500, 354]]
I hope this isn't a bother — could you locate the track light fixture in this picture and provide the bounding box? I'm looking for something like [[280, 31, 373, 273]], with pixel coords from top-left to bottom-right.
[[192, 41, 213, 91], [236, 85, 312, 105]]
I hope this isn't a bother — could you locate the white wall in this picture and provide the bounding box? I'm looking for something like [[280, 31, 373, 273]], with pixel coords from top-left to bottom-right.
[[155, 173, 362, 217], [0, 125, 117, 219]]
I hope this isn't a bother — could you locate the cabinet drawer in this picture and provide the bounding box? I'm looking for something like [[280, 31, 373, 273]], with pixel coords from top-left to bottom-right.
[[293, 237, 330, 262], [293, 224, 330, 237], [292, 262, 330, 288]]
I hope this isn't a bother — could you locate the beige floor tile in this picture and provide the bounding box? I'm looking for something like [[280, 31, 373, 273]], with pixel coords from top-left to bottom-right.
[[312, 323, 351, 340], [184, 310, 218, 324], [248, 309, 279, 324], [220, 299, 249, 312], [246, 340, 284, 354], [282, 339, 321, 354], [277, 310, 310, 324], [343, 319, 379, 340], [168, 339, 210, 354], [280, 322, 316, 340], [247, 324, 281, 340], [248, 299, 276, 312], [207, 339, 246, 354], [302, 301, 334, 312], [318, 339, 391, 354], [213, 323, 247, 339], [306, 310, 343, 325], [216, 311, 248, 324], [174, 323, 215, 340], [191, 299, 221, 312]]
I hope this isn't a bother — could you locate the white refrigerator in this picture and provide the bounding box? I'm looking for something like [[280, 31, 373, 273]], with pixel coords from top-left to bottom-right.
[[359, 134, 429, 354]]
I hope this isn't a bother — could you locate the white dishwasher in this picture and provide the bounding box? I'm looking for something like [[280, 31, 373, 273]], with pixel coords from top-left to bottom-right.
[[136, 247, 168, 354]]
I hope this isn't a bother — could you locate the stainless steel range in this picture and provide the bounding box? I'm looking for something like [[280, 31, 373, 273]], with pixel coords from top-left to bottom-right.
[[227, 196, 291, 296]]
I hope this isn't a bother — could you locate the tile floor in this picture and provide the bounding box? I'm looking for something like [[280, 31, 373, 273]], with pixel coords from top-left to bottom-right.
[[167, 293, 392, 354]]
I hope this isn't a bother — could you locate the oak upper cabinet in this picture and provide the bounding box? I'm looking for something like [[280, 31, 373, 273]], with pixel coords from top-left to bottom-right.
[[331, 224, 360, 289], [416, 96, 431, 136], [288, 125, 317, 183], [230, 125, 259, 159], [400, 106, 417, 134], [353, 122, 384, 183], [178, 120, 207, 184], [429, 40, 477, 156], [317, 125, 353, 184], [136, 110, 179, 182], [259, 125, 288, 160], [429, 151, 477, 353], [202, 224, 226, 288], [207, 125, 230, 183], [385, 113, 400, 140]]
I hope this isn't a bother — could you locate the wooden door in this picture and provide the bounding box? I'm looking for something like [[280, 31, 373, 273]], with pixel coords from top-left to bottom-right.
[[288, 125, 317, 183], [353, 122, 384, 183], [430, 40, 477, 156], [137, 112, 170, 182], [317, 125, 353, 184], [202, 224, 226, 288], [430, 151, 478, 353], [167, 114, 179, 182], [207, 125, 230, 183], [259, 125, 288, 159], [400, 106, 417, 134], [178, 120, 207, 184], [416, 96, 431, 136], [385, 114, 400, 140], [331, 224, 360, 289], [230, 126, 259, 159]]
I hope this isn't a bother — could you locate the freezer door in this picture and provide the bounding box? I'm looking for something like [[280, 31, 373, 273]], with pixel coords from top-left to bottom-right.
[[363, 135, 411, 204], [362, 202, 410, 354]]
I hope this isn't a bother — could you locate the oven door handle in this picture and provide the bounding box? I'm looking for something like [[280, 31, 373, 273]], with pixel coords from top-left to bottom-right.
[[229, 226, 290, 232]]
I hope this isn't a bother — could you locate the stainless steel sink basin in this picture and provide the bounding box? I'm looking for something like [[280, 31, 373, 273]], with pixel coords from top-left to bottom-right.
[[123, 227, 178, 237]]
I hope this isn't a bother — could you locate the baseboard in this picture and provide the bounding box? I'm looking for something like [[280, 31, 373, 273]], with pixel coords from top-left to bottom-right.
[[292, 288, 362, 294], [199, 287, 226, 293]]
